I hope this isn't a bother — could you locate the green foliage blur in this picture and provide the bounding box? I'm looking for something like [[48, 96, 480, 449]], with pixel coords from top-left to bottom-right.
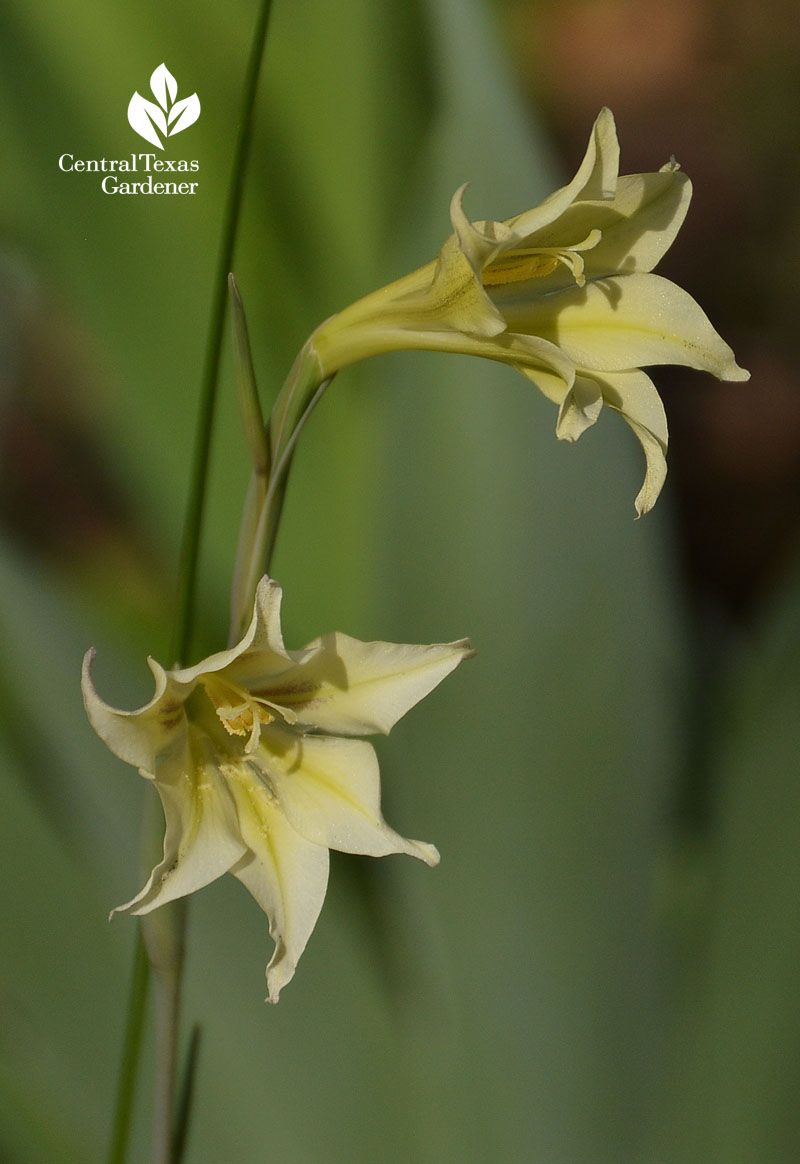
[[1, 1, 798, 1161]]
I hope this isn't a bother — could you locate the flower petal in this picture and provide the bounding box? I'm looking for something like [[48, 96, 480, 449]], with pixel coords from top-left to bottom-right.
[[240, 575, 292, 661], [174, 575, 292, 691], [449, 183, 514, 275], [113, 730, 246, 916], [312, 315, 576, 396], [227, 773, 329, 1003], [427, 228, 507, 339], [572, 106, 620, 202], [82, 649, 190, 771], [258, 727, 439, 863], [260, 634, 473, 736], [582, 369, 669, 515], [555, 377, 604, 441], [409, 326, 576, 388], [428, 108, 619, 336], [499, 169, 692, 295], [504, 107, 620, 242], [511, 356, 574, 406], [504, 273, 750, 380], [581, 169, 692, 276]]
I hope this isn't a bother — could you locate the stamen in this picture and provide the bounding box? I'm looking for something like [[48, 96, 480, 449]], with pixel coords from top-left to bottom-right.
[[200, 674, 294, 754], [482, 230, 602, 290]]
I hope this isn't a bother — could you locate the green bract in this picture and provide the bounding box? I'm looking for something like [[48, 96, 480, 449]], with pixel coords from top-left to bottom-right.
[[83, 577, 472, 1001], [309, 107, 748, 514]]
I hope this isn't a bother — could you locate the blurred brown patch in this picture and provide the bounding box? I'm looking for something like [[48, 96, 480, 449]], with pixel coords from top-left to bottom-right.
[[0, 257, 167, 628], [505, 0, 800, 621]]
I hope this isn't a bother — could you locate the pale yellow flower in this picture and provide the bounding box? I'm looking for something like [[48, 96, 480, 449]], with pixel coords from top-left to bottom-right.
[[83, 577, 472, 1001], [309, 108, 748, 514]]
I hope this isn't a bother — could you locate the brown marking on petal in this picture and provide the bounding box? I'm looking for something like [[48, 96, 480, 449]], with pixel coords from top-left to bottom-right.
[[250, 681, 318, 704], [159, 702, 185, 732]]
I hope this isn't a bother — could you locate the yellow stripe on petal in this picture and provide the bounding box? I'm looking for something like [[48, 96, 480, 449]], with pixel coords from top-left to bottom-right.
[[504, 273, 749, 380], [257, 727, 440, 863], [227, 770, 329, 1004]]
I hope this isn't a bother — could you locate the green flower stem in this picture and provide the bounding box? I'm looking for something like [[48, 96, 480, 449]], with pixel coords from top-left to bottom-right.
[[140, 795, 188, 1164], [229, 347, 334, 641], [172, 1025, 202, 1164], [105, 932, 149, 1164], [267, 337, 325, 468], [256, 374, 334, 575], [105, 3, 275, 1162], [144, 902, 187, 1164], [227, 273, 272, 642]]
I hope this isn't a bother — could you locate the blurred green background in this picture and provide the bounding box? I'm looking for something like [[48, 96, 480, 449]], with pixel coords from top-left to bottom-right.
[[2, 1, 799, 1161]]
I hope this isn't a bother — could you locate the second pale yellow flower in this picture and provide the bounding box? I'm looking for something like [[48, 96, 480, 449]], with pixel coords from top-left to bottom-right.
[[309, 108, 748, 514]]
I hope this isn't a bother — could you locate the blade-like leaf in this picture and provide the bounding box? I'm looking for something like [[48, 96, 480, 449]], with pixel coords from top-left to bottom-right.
[[168, 93, 201, 135], [127, 92, 166, 149], [150, 62, 177, 111]]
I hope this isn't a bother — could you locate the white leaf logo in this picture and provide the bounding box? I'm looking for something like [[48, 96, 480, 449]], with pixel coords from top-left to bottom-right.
[[150, 63, 178, 110], [127, 63, 200, 149]]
